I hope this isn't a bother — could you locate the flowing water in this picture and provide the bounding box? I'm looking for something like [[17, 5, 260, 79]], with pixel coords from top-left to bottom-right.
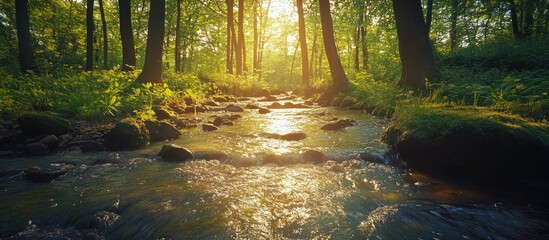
[[1, 101, 548, 239]]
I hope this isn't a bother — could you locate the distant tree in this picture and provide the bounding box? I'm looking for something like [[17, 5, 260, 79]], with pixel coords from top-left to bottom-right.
[[136, 0, 165, 83], [226, 0, 234, 74], [175, 0, 182, 73], [15, 0, 33, 72], [449, 0, 459, 51], [86, 0, 94, 71], [319, 0, 348, 95], [98, 0, 108, 69], [393, 0, 438, 91], [297, 0, 310, 87], [253, 0, 259, 74], [236, 0, 245, 75], [118, 0, 136, 71]]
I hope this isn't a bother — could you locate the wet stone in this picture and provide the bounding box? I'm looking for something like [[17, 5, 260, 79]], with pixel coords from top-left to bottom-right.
[[258, 108, 271, 114], [302, 150, 329, 164], [25, 143, 49, 155], [159, 144, 193, 162], [202, 124, 219, 132], [25, 163, 73, 182]]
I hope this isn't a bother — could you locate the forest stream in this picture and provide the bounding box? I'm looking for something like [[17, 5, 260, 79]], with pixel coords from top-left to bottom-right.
[[1, 99, 548, 239]]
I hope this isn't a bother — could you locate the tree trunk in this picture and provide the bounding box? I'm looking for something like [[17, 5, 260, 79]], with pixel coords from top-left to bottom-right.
[[118, 0, 136, 71], [425, 0, 433, 35], [319, 0, 348, 95], [393, 0, 438, 92], [238, 0, 246, 73], [15, 0, 33, 72], [86, 0, 94, 71], [175, 0, 182, 73], [253, 0, 258, 75], [354, 2, 361, 72], [136, 0, 165, 83], [226, 0, 234, 74], [361, 6, 368, 71], [450, 0, 459, 51], [297, 0, 310, 87], [99, 0, 108, 69], [310, 27, 317, 79], [523, 0, 534, 37]]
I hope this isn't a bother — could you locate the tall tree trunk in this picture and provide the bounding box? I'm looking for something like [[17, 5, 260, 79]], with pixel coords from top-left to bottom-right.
[[425, 0, 433, 35], [450, 0, 459, 51], [234, 0, 242, 75], [523, 0, 534, 37], [118, 0, 136, 71], [310, 27, 317, 79], [175, 0, 182, 73], [354, 1, 362, 72], [136, 0, 165, 83], [319, 0, 348, 95], [86, 0, 94, 71], [361, 5, 368, 71], [253, 0, 258, 75], [297, 0, 310, 87], [393, 0, 438, 92], [99, 0, 108, 69], [226, 0, 234, 74], [15, 0, 33, 72], [238, 0, 246, 73]]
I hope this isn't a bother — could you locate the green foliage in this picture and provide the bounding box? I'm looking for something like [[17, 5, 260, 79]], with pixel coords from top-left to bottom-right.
[[0, 68, 208, 121], [338, 73, 405, 117], [206, 73, 268, 96]]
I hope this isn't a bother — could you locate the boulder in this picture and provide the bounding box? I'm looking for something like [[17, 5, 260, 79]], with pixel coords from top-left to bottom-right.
[[25, 143, 49, 155], [213, 117, 224, 127], [321, 119, 355, 131], [194, 151, 229, 160], [260, 95, 278, 102], [25, 163, 73, 182], [204, 101, 220, 106], [159, 144, 193, 162], [257, 89, 270, 97], [226, 104, 244, 112], [246, 104, 260, 109], [213, 96, 229, 102], [258, 108, 271, 114], [269, 102, 283, 109], [90, 211, 120, 233], [17, 112, 72, 136], [280, 132, 307, 141], [145, 121, 181, 142], [227, 114, 242, 121], [39, 135, 59, 150], [263, 153, 286, 165], [80, 140, 104, 152], [103, 119, 149, 150], [302, 150, 328, 163], [202, 124, 219, 132], [360, 152, 386, 164], [152, 107, 174, 120]]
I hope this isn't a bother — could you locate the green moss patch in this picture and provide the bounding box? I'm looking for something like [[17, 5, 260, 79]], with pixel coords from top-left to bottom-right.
[[383, 104, 549, 182]]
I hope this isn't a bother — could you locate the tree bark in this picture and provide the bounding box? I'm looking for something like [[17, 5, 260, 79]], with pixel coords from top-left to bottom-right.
[[425, 0, 433, 35], [136, 0, 165, 83], [99, 0, 108, 69], [297, 0, 310, 87], [226, 0, 234, 74], [237, 0, 246, 73], [118, 0, 136, 71], [319, 0, 348, 95], [393, 0, 438, 92], [15, 0, 33, 72], [253, 0, 258, 75], [450, 0, 459, 51], [175, 0, 182, 73], [86, 0, 94, 71], [523, 0, 534, 37], [361, 4, 368, 71]]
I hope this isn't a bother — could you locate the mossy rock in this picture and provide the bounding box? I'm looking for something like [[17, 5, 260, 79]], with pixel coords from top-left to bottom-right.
[[17, 112, 72, 136], [383, 105, 549, 182], [103, 119, 150, 150]]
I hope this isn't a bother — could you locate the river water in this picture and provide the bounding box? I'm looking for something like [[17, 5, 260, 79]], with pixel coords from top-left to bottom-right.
[[1, 102, 548, 239]]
